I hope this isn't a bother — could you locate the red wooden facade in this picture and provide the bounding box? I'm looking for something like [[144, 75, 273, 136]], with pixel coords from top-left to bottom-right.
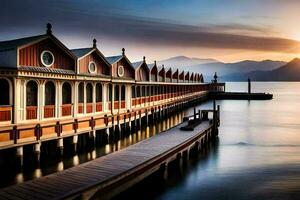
[[111, 57, 135, 79], [19, 38, 75, 70], [78, 51, 110, 75], [136, 63, 149, 81]]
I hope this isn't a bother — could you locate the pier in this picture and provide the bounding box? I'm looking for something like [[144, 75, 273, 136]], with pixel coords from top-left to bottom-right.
[[210, 76, 273, 100], [0, 23, 226, 199], [0, 109, 219, 200]]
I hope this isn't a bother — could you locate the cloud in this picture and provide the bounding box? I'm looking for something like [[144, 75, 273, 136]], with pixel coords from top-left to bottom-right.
[[1, 0, 300, 54]]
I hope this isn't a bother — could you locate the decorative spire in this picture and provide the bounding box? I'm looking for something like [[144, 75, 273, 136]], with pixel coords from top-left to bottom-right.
[[154, 60, 156, 65], [143, 56, 146, 62], [213, 72, 218, 83], [93, 38, 97, 48], [46, 23, 52, 35], [122, 48, 125, 56]]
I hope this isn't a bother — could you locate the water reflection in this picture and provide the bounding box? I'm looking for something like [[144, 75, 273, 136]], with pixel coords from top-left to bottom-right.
[[0, 111, 185, 188], [115, 82, 300, 200]]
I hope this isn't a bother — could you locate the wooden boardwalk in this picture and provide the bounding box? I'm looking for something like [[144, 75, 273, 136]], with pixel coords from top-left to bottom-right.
[[0, 120, 213, 200]]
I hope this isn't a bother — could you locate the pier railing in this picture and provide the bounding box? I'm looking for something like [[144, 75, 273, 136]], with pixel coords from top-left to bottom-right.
[[0, 90, 209, 150]]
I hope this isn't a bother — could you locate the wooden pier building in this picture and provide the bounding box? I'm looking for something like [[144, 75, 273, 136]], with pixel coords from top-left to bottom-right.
[[0, 23, 225, 159]]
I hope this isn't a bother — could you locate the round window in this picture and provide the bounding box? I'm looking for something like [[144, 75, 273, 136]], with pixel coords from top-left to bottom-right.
[[88, 61, 96, 73], [118, 65, 124, 77], [41, 50, 54, 67]]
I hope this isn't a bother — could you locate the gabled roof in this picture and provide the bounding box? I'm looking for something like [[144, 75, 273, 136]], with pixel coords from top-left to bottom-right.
[[0, 30, 77, 68], [158, 65, 165, 72], [71, 46, 111, 67], [132, 60, 150, 72], [71, 48, 93, 58], [0, 34, 47, 51], [132, 61, 144, 69], [172, 69, 179, 76], [105, 55, 123, 64], [166, 67, 172, 73], [148, 63, 155, 69]]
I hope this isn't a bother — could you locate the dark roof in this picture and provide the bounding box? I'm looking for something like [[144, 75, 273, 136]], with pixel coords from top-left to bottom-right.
[[148, 63, 156, 69], [18, 66, 75, 75], [131, 61, 143, 69], [0, 35, 47, 51], [158, 66, 165, 72], [105, 55, 123, 64], [71, 48, 93, 58]]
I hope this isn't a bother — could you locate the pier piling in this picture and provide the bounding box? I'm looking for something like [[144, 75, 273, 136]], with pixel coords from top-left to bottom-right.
[[57, 138, 64, 156]]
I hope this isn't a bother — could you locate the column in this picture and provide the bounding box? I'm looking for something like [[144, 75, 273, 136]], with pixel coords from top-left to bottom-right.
[[14, 78, 22, 123], [103, 84, 107, 111], [83, 82, 87, 114], [111, 84, 115, 113], [92, 83, 96, 113], [73, 82, 78, 117], [57, 82, 62, 118], [39, 81, 45, 120]]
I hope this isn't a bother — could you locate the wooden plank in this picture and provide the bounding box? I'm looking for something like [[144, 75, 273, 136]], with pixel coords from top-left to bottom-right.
[[0, 121, 212, 200]]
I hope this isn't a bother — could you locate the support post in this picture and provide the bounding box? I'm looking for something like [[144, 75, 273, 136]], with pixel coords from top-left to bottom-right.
[[139, 111, 142, 129], [162, 162, 168, 180], [57, 138, 64, 156], [34, 142, 41, 162], [16, 146, 23, 167], [73, 135, 78, 152], [89, 130, 96, 145]]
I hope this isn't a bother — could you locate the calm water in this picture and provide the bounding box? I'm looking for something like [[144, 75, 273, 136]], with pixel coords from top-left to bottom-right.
[[0, 111, 185, 188], [116, 82, 300, 200]]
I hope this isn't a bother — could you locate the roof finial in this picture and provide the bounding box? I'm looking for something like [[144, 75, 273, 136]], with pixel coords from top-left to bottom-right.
[[213, 72, 218, 83], [143, 56, 146, 62], [154, 60, 156, 65], [122, 48, 125, 56], [93, 38, 97, 48], [46, 23, 52, 35], [162, 64, 164, 68]]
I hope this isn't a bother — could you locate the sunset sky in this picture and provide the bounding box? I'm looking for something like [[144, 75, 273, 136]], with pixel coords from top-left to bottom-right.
[[1, 0, 300, 62]]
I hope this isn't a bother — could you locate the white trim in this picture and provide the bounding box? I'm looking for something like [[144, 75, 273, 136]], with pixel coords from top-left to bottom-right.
[[40, 50, 55, 67], [88, 61, 97, 74], [117, 65, 124, 77]]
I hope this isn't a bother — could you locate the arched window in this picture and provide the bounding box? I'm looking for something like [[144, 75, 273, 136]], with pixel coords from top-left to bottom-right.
[[108, 84, 112, 102], [137, 86, 141, 97], [96, 83, 102, 102], [44, 81, 56, 118], [0, 79, 11, 121], [78, 82, 84, 103], [121, 85, 125, 101], [131, 86, 136, 98], [26, 81, 38, 106], [114, 85, 119, 101], [147, 86, 151, 97], [121, 85, 126, 108], [96, 83, 102, 112], [142, 86, 145, 97], [86, 83, 93, 103], [62, 82, 72, 104], [45, 81, 55, 105], [26, 81, 38, 120], [0, 79, 10, 105]]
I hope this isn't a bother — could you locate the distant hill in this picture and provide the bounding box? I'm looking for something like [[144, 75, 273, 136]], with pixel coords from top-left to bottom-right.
[[157, 56, 218, 68], [222, 58, 300, 81], [158, 56, 286, 80]]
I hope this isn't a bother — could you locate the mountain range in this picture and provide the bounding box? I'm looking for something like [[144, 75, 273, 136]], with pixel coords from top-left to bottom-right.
[[158, 56, 287, 81], [222, 58, 300, 81]]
